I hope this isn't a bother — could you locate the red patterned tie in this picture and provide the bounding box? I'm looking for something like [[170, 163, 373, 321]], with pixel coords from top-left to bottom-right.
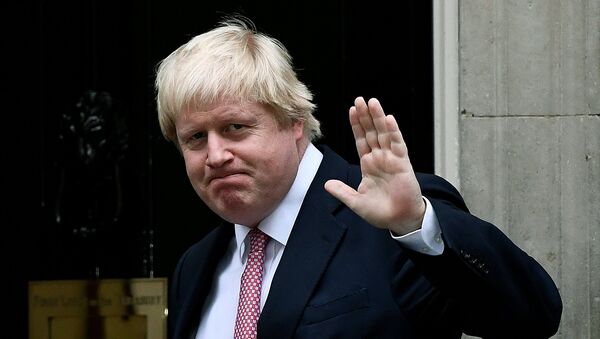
[[233, 228, 270, 339]]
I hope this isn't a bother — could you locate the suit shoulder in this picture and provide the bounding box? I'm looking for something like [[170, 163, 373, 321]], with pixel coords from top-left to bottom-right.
[[176, 223, 232, 267]]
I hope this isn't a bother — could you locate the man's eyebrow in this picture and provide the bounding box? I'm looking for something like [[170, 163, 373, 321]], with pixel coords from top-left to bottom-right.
[[220, 109, 255, 121]]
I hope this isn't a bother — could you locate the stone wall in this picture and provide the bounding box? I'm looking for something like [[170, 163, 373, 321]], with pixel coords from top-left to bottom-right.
[[458, 0, 600, 337]]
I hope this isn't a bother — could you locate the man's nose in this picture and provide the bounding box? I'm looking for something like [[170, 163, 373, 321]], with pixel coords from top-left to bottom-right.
[[205, 133, 233, 168]]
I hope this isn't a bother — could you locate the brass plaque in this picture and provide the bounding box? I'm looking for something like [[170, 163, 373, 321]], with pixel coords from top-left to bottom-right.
[[29, 278, 167, 339]]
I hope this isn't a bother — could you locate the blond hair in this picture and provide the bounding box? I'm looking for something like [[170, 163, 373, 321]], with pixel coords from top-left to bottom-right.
[[155, 16, 321, 143]]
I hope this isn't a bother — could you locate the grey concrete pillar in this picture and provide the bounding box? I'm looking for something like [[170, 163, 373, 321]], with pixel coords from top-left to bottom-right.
[[455, 0, 600, 337]]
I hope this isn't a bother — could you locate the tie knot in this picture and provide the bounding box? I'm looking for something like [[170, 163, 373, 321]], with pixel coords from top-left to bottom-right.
[[248, 228, 269, 253]]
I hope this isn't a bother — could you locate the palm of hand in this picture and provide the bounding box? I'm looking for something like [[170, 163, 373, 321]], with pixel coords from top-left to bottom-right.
[[324, 97, 425, 235]]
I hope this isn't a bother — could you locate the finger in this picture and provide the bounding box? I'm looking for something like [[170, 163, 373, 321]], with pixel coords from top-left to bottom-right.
[[385, 115, 408, 157], [324, 179, 360, 211], [368, 98, 391, 150], [349, 105, 370, 158], [355, 97, 380, 150]]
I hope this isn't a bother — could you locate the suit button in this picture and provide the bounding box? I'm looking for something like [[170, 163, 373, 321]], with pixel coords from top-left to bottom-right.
[[478, 263, 489, 274]]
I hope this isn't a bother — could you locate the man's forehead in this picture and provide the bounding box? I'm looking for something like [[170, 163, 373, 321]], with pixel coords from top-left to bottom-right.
[[180, 101, 273, 120]]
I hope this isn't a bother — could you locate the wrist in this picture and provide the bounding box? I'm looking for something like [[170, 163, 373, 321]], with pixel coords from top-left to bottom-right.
[[388, 197, 426, 236]]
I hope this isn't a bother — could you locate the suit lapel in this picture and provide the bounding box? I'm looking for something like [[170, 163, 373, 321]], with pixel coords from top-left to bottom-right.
[[257, 146, 351, 339]]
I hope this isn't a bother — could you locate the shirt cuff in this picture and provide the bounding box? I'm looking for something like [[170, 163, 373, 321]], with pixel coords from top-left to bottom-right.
[[390, 196, 444, 256]]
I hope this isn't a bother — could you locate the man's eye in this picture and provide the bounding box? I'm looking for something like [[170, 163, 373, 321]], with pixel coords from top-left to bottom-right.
[[191, 131, 206, 140], [227, 124, 245, 131]]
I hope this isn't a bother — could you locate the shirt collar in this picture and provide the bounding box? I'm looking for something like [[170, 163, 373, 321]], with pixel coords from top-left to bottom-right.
[[234, 143, 323, 259]]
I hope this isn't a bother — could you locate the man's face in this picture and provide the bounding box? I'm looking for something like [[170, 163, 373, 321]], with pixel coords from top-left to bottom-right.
[[175, 101, 305, 227]]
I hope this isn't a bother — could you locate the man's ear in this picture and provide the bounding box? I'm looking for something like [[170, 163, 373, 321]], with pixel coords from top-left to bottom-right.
[[292, 120, 305, 141]]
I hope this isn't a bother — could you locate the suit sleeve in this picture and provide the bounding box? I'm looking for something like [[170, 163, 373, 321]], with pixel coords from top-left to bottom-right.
[[407, 173, 562, 338]]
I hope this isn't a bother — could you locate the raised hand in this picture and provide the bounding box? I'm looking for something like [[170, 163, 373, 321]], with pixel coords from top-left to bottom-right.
[[324, 97, 426, 236]]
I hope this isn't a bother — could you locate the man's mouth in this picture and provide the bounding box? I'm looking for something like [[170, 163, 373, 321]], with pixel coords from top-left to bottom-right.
[[207, 171, 247, 185]]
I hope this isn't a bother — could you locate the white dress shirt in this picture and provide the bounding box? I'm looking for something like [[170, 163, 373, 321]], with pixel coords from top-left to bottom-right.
[[195, 144, 443, 338]]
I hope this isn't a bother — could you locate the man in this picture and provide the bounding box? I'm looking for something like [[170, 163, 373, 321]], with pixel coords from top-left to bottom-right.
[[155, 16, 562, 339]]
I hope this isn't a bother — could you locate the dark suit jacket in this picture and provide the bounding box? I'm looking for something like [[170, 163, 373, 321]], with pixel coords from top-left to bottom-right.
[[168, 146, 562, 339]]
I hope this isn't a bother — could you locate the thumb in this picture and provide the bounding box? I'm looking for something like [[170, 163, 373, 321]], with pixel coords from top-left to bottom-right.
[[324, 179, 359, 210]]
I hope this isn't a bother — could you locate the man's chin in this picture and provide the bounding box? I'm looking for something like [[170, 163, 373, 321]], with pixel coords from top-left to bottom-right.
[[217, 210, 262, 228], [208, 194, 259, 224]]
